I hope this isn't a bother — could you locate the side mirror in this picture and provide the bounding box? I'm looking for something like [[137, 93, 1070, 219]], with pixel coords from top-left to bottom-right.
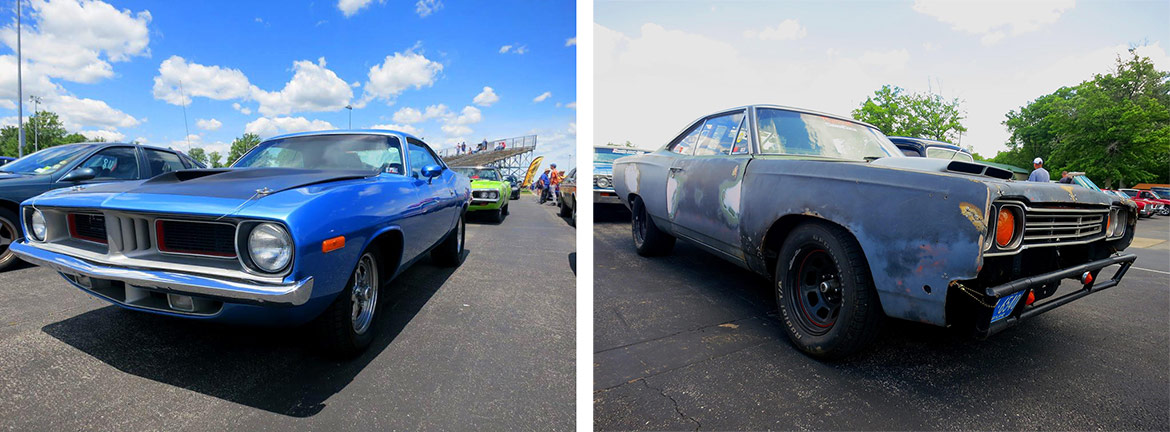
[[60, 167, 97, 183], [421, 165, 443, 183]]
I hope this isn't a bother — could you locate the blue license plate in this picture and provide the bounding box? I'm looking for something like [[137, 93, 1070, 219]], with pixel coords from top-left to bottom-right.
[[991, 291, 1026, 323]]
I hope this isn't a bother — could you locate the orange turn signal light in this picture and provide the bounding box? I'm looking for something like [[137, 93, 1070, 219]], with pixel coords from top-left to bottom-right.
[[323, 236, 346, 253], [995, 208, 1016, 247], [1081, 271, 1094, 285]]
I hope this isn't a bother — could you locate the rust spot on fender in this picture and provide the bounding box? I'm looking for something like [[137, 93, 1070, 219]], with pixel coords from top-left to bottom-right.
[[1060, 185, 1077, 201], [959, 202, 986, 232]]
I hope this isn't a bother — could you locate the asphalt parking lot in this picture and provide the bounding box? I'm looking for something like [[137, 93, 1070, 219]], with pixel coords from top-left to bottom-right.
[[0, 199, 575, 431], [594, 205, 1169, 431]]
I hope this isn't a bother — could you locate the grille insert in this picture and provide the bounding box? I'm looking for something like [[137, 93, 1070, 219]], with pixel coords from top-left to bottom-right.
[[156, 220, 237, 258], [68, 213, 107, 244], [1021, 207, 1107, 246]]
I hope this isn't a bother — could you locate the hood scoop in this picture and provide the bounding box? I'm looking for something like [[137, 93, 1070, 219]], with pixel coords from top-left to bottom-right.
[[871, 157, 1012, 180], [127, 167, 375, 200]]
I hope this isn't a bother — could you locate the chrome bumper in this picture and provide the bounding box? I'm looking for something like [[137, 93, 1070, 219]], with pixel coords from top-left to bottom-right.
[[594, 190, 622, 204], [10, 241, 313, 306]]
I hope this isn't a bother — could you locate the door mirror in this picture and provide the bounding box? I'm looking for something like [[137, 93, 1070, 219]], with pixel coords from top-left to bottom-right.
[[421, 165, 443, 183], [60, 167, 97, 183]]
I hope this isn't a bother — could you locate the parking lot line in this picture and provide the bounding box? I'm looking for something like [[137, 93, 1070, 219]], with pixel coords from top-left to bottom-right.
[[1132, 266, 1170, 276]]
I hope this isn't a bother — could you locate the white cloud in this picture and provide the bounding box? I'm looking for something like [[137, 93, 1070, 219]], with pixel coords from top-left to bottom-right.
[[232, 103, 252, 115], [338, 0, 383, 17], [451, 106, 482, 125], [515, 45, 528, 55], [0, 0, 151, 84], [500, 44, 527, 54], [196, 118, 223, 131], [416, 0, 442, 17], [473, 86, 499, 106], [499, 45, 513, 54], [153, 56, 252, 105], [370, 123, 422, 136], [565, 37, 577, 47], [441, 124, 472, 137], [743, 19, 807, 41], [81, 129, 125, 142], [244, 117, 336, 138], [533, 91, 552, 103], [424, 104, 451, 119], [858, 49, 911, 71], [52, 94, 140, 130], [363, 48, 444, 103], [393, 107, 424, 124], [565, 101, 577, 110], [912, 0, 1075, 45], [250, 57, 353, 116]]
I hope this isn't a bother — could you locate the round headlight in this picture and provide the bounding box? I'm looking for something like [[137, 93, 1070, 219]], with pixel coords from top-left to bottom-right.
[[995, 208, 1016, 248], [248, 223, 292, 272], [30, 210, 47, 241], [597, 177, 611, 189]]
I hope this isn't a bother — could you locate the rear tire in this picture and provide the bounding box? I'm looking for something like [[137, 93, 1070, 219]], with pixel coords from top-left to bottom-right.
[[317, 251, 380, 358], [631, 196, 674, 256], [774, 221, 884, 359], [432, 213, 465, 266], [559, 200, 571, 217], [493, 206, 505, 223], [0, 208, 22, 272]]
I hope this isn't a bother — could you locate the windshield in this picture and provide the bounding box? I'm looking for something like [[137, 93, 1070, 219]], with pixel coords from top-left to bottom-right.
[[0, 144, 95, 175], [1073, 175, 1101, 191], [1120, 189, 1138, 198], [452, 167, 500, 181], [1151, 187, 1170, 197], [233, 134, 403, 173], [594, 148, 645, 163], [755, 108, 900, 160]]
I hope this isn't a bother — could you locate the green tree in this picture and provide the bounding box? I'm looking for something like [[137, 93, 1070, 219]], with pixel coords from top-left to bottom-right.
[[852, 84, 968, 143], [0, 111, 90, 157], [998, 49, 1169, 188], [207, 151, 225, 168], [226, 133, 261, 166], [186, 147, 209, 166]]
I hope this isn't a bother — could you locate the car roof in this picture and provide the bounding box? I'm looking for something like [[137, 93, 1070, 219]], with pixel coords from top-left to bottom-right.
[[744, 104, 880, 130], [887, 136, 967, 152], [264, 129, 423, 143]]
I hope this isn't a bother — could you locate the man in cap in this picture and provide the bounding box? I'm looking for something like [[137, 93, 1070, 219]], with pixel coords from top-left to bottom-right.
[[1029, 157, 1050, 182]]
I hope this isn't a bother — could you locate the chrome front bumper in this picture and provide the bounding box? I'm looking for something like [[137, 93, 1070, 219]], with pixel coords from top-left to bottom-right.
[[594, 189, 622, 204], [10, 241, 313, 306]]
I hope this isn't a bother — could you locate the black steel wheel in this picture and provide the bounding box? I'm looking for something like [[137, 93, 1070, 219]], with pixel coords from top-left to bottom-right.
[[631, 196, 674, 256]]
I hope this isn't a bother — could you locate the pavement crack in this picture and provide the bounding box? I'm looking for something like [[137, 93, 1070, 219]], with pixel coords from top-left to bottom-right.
[[641, 379, 701, 431]]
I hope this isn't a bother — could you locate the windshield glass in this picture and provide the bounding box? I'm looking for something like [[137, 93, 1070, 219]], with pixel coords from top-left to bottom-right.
[[925, 147, 975, 162], [1073, 175, 1101, 191], [1151, 187, 1170, 197], [755, 108, 900, 160], [594, 148, 645, 163], [233, 134, 403, 173], [0, 144, 95, 175], [1120, 189, 1138, 198], [452, 167, 500, 181]]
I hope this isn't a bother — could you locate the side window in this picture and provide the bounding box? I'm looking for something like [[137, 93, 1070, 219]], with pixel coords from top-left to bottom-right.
[[694, 111, 746, 156], [78, 147, 140, 180], [144, 149, 187, 177], [407, 139, 441, 179], [668, 122, 703, 155]]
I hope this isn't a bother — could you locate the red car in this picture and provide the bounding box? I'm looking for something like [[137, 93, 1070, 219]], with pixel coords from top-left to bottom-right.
[[1122, 189, 1170, 216], [1106, 190, 1159, 217]]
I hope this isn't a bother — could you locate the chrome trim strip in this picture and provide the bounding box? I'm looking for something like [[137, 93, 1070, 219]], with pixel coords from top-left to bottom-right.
[[11, 241, 312, 306]]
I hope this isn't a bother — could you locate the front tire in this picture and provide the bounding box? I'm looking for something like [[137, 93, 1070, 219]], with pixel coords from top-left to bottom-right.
[[775, 222, 884, 359], [631, 196, 674, 256], [432, 213, 465, 266], [0, 208, 22, 272], [317, 251, 380, 358]]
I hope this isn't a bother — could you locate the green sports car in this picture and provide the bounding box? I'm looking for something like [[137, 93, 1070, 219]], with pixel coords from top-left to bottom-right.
[[453, 166, 510, 222]]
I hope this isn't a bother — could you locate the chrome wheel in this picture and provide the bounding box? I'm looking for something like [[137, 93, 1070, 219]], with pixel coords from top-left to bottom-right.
[[349, 253, 379, 335]]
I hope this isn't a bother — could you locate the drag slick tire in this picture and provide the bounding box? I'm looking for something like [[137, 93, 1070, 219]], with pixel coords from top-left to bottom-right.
[[317, 250, 381, 358], [775, 221, 884, 359], [631, 196, 674, 256], [0, 208, 21, 271], [432, 213, 465, 266]]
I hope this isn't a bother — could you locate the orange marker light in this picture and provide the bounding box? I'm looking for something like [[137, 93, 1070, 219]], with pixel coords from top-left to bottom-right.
[[1026, 291, 1035, 306], [995, 208, 1016, 247], [323, 236, 346, 253]]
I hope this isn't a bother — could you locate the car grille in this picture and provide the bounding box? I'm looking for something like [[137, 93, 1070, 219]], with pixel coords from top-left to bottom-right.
[[105, 214, 153, 253], [156, 220, 237, 258], [68, 213, 107, 244], [1021, 206, 1107, 247]]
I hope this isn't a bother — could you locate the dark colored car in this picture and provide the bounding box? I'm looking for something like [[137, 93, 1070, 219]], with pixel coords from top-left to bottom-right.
[[613, 104, 1137, 359], [558, 168, 577, 226], [505, 175, 521, 200], [0, 157, 13, 166], [888, 136, 974, 161], [0, 143, 204, 271], [11, 130, 469, 356]]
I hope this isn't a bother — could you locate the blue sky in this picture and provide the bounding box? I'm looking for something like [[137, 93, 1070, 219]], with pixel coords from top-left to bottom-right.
[[596, 0, 1168, 157], [1, 0, 577, 168]]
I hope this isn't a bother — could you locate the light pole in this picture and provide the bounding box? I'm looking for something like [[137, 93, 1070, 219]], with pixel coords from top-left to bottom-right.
[[16, 0, 25, 158], [29, 95, 40, 152], [345, 105, 353, 129]]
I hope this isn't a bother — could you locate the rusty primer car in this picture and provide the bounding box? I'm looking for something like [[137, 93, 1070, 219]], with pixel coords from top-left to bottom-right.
[[613, 104, 1138, 359]]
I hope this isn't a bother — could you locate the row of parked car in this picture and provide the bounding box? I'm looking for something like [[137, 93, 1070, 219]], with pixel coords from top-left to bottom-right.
[[0, 131, 493, 357]]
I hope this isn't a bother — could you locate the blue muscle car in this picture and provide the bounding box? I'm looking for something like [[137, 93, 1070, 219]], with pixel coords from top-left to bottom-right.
[[593, 146, 646, 205], [11, 130, 469, 356], [0, 143, 204, 271], [613, 105, 1137, 359]]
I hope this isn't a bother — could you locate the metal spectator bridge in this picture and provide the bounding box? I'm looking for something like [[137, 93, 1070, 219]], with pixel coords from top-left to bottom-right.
[[440, 135, 538, 182]]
